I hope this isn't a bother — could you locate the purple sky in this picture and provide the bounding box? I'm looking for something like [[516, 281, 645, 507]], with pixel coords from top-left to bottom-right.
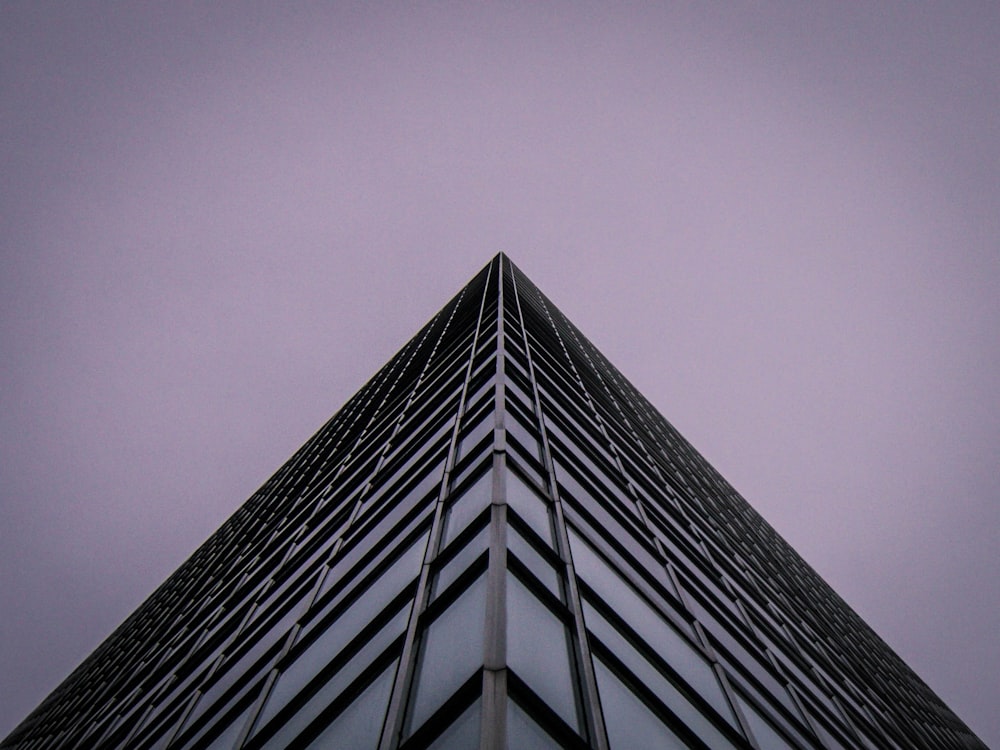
[[2, 3, 998, 745]]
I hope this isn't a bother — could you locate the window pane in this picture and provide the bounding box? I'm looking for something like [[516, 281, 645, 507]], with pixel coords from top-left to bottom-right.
[[305, 529, 426, 646], [507, 413, 540, 461], [506, 575, 579, 731], [304, 659, 397, 750], [258, 605, 409, 748], [425, 700, 481, 750], [199, 704, 251, 750], [593, 659, 688, 750], [585, 604, 740, 749], [258, 595, 411, 731], [443, 472, 493, 546], [433, 526, 489, 599], [570, 530, 733, 723], [407, 575, 486, 734], [506, 473, 552, 544], [734, 693, 799, 750], [506, 700, 562, 750], [459, 416, 494, 462], [508, 527, 561, 598]]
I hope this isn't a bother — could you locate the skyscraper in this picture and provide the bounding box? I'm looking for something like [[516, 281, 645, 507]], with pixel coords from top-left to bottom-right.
[[2, 254, 985, 749]]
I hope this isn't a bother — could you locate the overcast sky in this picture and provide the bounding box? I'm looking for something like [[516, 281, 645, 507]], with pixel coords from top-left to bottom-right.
[[2, 2, 998, 745]]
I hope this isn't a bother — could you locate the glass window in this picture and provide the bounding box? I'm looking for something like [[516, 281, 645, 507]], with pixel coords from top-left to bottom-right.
[[174, 660, 264, 747], [406, 575, 486, 735], [585, 605, 740, 748], [733, 692, 799, 750], [570, 533, 734, 724], [506, 574, 580, 731], [260, 586, 412, 731], [359, 455, 445, 528], [303, 659, 397, 750], [318, 506, 429, 604], [257, 605, 409, 748], [506, 412, 540, 461], [424, 700, 481, 750], [458, 415, 494, 462], [506, 700, 563, 750], [556, 461, 650, 553], [504, 378, 534, 414], [197, 704, 251, 750], [433, 525, 489, 599], [309, 529, 427, 640], [593, 658, 688, 750], [506, 473, 552, 544], [442, 471, 493, 546], [507, 526, 561, 599]]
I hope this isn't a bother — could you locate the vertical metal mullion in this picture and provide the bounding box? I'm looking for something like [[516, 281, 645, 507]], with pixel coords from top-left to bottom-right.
[[506, 262, 609, 750], [481, 254, 507, 750], [377, 261, 495, 750]]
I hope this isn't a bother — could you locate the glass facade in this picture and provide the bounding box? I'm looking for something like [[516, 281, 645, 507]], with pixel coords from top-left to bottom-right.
[[1, 255, 986, 750]]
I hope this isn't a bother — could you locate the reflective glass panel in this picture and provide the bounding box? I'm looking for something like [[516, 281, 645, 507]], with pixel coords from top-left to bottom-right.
[[506, 700, 562, 750], [506, 473, 552, 544], [459, 416, 494, 462], [734, 692, 798, 750], [307, 529, 426, 642], [304, 659, 397, 750], [585, 604, 740, 748], [425, 700, 481, 750], [593, 659, 687, 750], [433, 525, 489, 599], [507, 413, 540, 461], [442, 472, 493, 546], [506, 574, 579, 731], [507, 527, 560, 598], [258, 605, 409, 748], [572, 543, 736, 727], [199, 704, 251, 750], [407, 575, 486, 734]]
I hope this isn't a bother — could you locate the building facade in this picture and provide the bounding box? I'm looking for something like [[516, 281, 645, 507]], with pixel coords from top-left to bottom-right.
[[2, 254, 986, 749]]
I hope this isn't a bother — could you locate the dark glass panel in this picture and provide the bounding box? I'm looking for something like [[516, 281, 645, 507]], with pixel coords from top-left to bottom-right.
[[570, 531, 736, 726], [458, 414, 494, 462], [258, 591, 412, 730], [196, 703, 252, 750], [507, 525, 561, 598], [310, 528, 427, 638], [733, 692, 801, 750], [506, 412, 540, 462]]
